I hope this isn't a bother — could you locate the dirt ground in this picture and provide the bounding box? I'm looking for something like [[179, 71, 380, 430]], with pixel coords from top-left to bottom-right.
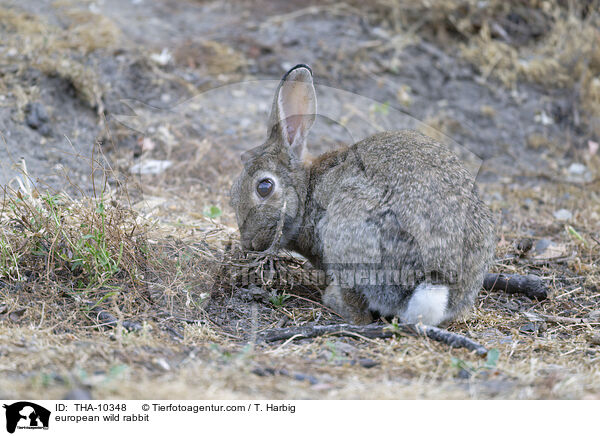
[[1, 0, 599, 399]]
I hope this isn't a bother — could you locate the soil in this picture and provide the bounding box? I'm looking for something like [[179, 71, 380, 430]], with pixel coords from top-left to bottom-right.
[[1, 0, 579, 190]]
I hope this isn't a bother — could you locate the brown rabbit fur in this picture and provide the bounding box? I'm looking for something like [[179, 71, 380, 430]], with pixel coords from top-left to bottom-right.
[[230, 64, 496, 326]]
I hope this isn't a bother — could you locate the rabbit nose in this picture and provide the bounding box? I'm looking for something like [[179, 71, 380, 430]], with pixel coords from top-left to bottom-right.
[[250, 235, 270, 252]]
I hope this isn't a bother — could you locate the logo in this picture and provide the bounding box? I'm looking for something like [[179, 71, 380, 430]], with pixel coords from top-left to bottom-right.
[[3, 402, 50, 434]]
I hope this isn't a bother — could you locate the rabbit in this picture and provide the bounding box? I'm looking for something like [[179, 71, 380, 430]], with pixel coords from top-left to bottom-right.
[[230, 64, 496, 326]]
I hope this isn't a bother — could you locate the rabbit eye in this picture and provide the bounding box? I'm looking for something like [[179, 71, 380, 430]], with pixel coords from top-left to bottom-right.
[[256, 178, 274, 198]]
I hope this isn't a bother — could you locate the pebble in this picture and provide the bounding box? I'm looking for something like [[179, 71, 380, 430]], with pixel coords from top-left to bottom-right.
[[150, 49, 172, 66], [553, 209, 572, 221], [534, 110, 554, 125], [130, 159, 173, 175], [154, 357, 171, 371], [456, 368, 471, 379], [357, 358, 379, 369], [568, 162, 587, 175], [519, 322, 537, 333], [238, 285, 268, 303], [292, 372, 319, 385], [534, 238, 552, 254], [566, 162, 593, 183]]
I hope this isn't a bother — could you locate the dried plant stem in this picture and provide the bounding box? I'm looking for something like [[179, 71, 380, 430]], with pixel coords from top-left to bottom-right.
[[484, 273, 548, 300], [259, 323, 488, 356]]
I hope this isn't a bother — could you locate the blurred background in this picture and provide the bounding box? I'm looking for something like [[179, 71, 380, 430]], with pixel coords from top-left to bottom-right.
[[1, 0, 598, 200]]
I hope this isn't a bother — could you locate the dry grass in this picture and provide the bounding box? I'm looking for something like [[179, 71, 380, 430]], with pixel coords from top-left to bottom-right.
[[350, 0, 600, 137], [0, 156, 220, 341], [0, 5, 120, 113], [173, 40, 248, 74], [2, 148, 598, 399]]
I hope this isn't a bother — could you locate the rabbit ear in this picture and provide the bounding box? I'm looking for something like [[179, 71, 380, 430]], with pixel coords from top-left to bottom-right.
[[240, 148, 256, 164], [269, 64, 316, 161]]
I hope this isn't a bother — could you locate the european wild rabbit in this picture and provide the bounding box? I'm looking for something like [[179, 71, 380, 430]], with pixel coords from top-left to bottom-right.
[[230, 64, 496, 326]]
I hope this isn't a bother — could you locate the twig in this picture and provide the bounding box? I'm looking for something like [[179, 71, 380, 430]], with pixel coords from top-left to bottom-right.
[[87, 306, 142, 332], [526, 255, 576, 266], [483, 273, 548, 300], [162, 313, 241, 340], [252, 367, 319, 385], [163, 325, 184, 340], [490, 20, 512, 43], [523, 311, 599, 325], [258, 323, 488, 356], [37, 302, 45, 329]]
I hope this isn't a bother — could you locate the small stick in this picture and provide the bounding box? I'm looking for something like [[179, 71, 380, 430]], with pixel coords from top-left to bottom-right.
[[483, 273, 548, 300], [88, 307, 142, 332], [523, 311, 598, 325], [258, 323, 488, 356], [163, 325, 184, 340]]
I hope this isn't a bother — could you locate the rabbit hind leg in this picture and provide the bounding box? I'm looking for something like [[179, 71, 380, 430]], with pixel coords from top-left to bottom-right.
[[322, 284, 373, 325]]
